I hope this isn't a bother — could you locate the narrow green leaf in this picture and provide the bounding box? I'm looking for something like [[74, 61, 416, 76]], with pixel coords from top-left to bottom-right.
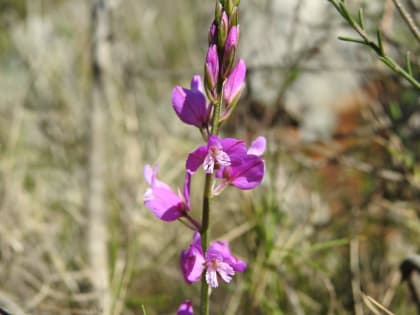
[[376, 30, 384, 55], [338, 36, 367, 45], [406, 51, 413, 76], [308, 238, 350, 252], [141, 305, 148, 315], [358, 7, 365, 29]]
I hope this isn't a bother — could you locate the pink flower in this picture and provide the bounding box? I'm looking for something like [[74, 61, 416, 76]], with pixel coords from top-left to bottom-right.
[[180, 233, 247, 288], [223, 59, 246, 107], [172, 76, 208, 128], [180, 233, 206, 284], [215, 136, 266, 191], [177, 300, 194, 315], [143, 165, 190, 221], [186, 135, 247, 174]]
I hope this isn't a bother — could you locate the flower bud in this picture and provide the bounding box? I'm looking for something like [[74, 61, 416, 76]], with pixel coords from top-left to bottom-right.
[[208, 21, 217, 45], [218, 11, 229, 49], [215, 1, 223, 24], [225, 0, 234, 17], [221, 25, 239, 78], [229, 7, 238, 26], [204, 44, 219, 101], [223, 59, 246, 108]]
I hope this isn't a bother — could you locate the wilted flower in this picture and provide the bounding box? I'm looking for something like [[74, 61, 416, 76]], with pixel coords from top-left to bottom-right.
[[143, 165, 191, 221], [180, 233, 247, 288]]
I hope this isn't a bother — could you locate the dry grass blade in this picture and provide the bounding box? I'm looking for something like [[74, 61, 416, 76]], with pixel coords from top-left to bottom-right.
[[362, 293, 395, 315]]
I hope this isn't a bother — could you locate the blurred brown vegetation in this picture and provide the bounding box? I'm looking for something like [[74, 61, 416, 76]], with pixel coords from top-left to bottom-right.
[[0, 0, 419, 315]]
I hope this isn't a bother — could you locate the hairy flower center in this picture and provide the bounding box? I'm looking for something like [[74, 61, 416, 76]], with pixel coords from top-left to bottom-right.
[[203, 145, 231, 174]]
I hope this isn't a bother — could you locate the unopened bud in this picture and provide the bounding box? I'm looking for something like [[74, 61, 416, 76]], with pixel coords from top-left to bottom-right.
[[223, 59, 246, 108], [230, 7, 238, 26], [208, 22, 217, 45], [215, 1, 223, 24], [225, 0, 234, 17], [218, 11, 229, 48], [204, 44, 219, 92], [221, 25, 239, 78]]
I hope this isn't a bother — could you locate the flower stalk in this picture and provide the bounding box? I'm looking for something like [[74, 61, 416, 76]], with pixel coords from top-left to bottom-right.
[[143, 1, 265, 314]]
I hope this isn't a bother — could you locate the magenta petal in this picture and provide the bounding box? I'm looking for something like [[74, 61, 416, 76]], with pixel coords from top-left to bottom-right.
[[172, 83, 207, 127], [143, 164, 172, 190], [208, 241, 247, 272], [186, 145, 207, 173], [181, 233, 205, 284], [144, 164, 154, 185], [177, 300, 194, 315], [247, 136, 266, 156], [183, 172, 191, 209], [205, 45, 219, 88], [225, 26, 239, 52], [223, 59, 246, 106], [190, 75, 204, 93], [229, 155, 265, 190], [220, 138, 247, 160], [144, 187, 184, 221]]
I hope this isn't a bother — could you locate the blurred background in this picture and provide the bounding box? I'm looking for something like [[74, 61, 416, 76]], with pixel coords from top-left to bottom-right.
[[0, 0, 419, 314]]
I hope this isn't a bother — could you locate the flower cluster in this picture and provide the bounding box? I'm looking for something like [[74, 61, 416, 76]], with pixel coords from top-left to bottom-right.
[[143, 1, 266, 313]]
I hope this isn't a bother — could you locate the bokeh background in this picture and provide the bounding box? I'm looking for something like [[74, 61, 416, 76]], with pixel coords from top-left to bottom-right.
[[0, 0, 419, 314]]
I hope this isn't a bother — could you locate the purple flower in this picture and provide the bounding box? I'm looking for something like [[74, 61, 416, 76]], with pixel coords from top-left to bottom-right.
[[172, 76, 208, 128], [180, 232, 205, 284], [180, 233, 247, 288], [215, 136, 266, 191], [143, 165, 190, 221], [186, 135, 246, 174], [177, 300, 194, 315], [223, 59, 246, 107], [204, 44, 219, 92]]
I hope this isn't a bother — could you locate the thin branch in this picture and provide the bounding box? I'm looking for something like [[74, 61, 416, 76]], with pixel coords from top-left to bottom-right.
[[391, 0, 420, 42]]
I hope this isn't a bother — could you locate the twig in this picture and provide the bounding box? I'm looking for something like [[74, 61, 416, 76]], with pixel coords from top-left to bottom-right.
[[391, 0, 420, 42], [327, 0, 420, 89]]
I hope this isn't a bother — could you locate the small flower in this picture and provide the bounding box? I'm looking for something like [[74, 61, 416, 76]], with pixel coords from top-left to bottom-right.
[[180, 233, 246, 288], [172, 76, 208, 128], [180, 232, 206, 284], [143, 165, 190, 221], [215, 136, 266, 192], [177, 300, 194, 315], [223, 59, 246, 108], [186, 135, 246, 174]]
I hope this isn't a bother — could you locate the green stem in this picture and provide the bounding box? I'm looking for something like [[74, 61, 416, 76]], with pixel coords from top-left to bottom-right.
[[200, 174, 212, 315], [200, 37, 225, 315]]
